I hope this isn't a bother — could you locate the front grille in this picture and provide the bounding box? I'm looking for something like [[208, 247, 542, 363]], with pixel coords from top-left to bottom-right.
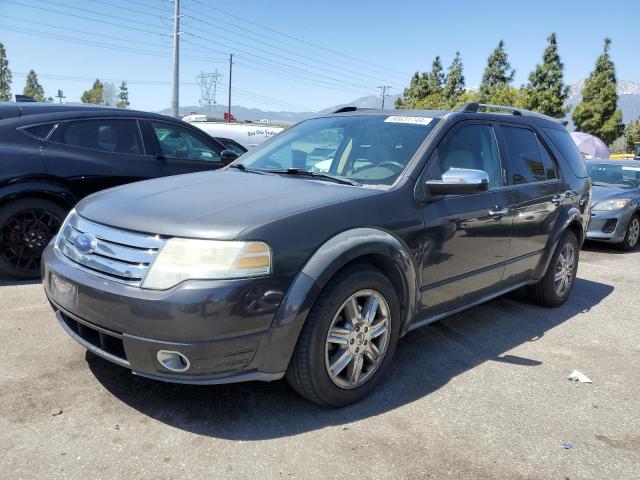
[[56, 212, 165, 286], [60, 311, 128, 364], [602, 219, 618, 234]]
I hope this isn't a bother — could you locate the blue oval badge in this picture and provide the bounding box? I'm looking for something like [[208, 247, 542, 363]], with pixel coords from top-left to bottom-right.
[[74, 233, 96, 254]]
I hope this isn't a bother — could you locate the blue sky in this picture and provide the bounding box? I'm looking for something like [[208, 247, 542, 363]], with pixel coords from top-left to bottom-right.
[[1, 0, 638, 113]]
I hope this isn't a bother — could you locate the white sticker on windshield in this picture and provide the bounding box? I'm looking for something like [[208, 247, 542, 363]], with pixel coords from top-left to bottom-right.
[[384, 116, 433, 125], [622, 166, 640, 172]]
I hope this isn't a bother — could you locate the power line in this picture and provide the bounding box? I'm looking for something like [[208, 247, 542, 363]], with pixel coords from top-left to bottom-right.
[[195, 70, 221, 114]]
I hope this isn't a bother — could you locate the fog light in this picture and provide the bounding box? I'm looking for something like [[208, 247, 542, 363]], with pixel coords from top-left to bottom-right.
[[156, 350, 190, 372]]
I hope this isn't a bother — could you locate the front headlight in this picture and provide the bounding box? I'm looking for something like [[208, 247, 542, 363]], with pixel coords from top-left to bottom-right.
[[142, 238, 271, 290], [592, 199, 632, 211]]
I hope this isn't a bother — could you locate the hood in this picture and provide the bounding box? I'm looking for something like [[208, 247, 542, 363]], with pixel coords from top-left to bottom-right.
[[591, 184, 636, 206], [76, 170, 376, 239]]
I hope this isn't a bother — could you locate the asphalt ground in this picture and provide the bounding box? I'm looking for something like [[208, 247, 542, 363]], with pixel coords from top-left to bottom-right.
[[1, 241, 638, 479]]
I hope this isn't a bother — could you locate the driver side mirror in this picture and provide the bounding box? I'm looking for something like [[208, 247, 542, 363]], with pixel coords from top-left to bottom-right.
[[425, 168, 490, 197], [221, 149, 239, 165]]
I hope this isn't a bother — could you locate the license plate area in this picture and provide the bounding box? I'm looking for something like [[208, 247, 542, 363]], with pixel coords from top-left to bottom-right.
[[49, 272, 78, 309]]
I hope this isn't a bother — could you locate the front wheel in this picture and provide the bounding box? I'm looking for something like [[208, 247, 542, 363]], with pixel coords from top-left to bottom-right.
[[526, 230, 579, 307], [620, 214, 640, 251], [286, 266, 400, 407]]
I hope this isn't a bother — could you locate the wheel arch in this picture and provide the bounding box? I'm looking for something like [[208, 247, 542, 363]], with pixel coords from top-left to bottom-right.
[[533, 206, 584, 280], [0, 181, 76, 211]]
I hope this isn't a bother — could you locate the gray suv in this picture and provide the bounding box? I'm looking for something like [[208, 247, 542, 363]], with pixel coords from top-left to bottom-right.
[[43, 105, 591, 406]]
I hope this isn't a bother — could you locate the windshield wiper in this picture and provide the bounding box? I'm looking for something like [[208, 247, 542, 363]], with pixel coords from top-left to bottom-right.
[[265, 168, 361, 186], [227, 163, 268, 175]]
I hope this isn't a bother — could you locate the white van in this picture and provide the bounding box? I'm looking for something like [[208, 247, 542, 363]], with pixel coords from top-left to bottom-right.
[[183, 115, 285, 149]]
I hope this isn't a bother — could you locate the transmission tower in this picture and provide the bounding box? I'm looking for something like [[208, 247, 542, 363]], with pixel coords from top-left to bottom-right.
[[195, 70, 222, 115]]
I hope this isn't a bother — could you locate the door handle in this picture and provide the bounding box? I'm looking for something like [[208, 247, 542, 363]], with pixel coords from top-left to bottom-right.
[[551, 194, 564, 205], [488, 207, 509, 216]]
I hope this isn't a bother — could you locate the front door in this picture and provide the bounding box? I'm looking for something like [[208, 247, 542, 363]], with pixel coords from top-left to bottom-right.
[[418, 122, 512, 318]]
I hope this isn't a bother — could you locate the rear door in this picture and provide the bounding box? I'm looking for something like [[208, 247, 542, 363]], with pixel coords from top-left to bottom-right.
[[144, 120, 226, 175], [43, 118, 163, 200], [418, 122, 512, 316], [496, 124, 566, 282]]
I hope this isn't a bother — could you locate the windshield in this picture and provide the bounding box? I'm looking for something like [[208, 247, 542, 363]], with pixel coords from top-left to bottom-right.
[[588, 163, 640, 189], [236, 115, 439, 187]]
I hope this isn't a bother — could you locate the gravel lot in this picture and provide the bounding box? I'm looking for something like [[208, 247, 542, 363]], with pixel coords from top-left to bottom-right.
[[1, 242, 639, 480]]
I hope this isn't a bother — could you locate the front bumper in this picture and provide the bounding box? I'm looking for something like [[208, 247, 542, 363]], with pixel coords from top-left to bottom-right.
[[42, 245, 296, 384], [586, 208, 633, 243]]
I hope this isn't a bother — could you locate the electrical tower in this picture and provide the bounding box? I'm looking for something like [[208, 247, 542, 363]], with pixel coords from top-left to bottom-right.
[[196, 70, 222, 116]]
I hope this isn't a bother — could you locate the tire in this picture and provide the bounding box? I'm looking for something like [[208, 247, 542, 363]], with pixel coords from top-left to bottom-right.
[[0, 198, 68, 279], [286, 265, 401, 407], [526, 230, 579, 308], [619, 214, 640, 251]]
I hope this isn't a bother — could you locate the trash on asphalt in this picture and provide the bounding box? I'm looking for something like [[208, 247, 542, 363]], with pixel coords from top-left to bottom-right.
[[50, 407, 63, 416], [567, 370, 592, 383], [561, 442, 573, 449]]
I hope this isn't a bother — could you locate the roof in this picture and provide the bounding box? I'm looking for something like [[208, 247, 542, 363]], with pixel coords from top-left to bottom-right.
[[0, 102, 171, 121]]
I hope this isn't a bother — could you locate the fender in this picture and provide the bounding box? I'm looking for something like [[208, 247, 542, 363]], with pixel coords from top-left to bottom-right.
[[272, 227, 419, 344], [533, 205, 584, 280], [0, 180, 77, 208]]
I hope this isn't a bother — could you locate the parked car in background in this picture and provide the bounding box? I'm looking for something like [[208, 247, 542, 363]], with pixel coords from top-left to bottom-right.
[[0, 103, 239, 279], [43, 104, 591, 407], [586, 159, 640, 250], [183, 115, 285, 149]]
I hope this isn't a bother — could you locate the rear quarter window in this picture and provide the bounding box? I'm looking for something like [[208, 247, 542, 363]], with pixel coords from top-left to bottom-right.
[[20, 123, 57, 140], [543, 128, 589, 178]]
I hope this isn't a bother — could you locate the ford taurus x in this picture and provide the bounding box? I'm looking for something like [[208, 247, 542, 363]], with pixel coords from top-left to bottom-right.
[[42, 104, 591, 407]]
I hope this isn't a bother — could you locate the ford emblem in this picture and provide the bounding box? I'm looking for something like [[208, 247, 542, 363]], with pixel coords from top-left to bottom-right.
[[74, 233, 96, 254]]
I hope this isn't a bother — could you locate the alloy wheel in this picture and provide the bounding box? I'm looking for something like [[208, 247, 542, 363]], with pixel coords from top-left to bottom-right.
[[554, 243, 576, 297], [0, 208, 62, 274], [628, 217, 640, 248], [324, 289, 391, 389]]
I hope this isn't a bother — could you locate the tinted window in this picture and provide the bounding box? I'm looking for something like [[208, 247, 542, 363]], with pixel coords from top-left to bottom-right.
[[538, 139, 558, 180], [151, 121, 222, 162], [21, 123, 57, 140], [56, 119, 143, 155], [544, 128, 589, 178], [427, 124, 503, 189], [216, 138, 247, 156], [501, 126, 546, 184]]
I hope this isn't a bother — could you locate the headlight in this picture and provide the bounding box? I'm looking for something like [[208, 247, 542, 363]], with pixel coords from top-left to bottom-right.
[[142, 239, 271, 290], [592, 199, 632, 211]]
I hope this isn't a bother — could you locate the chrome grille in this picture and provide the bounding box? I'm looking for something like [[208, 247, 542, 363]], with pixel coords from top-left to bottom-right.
[[56, 212, 165, 286]]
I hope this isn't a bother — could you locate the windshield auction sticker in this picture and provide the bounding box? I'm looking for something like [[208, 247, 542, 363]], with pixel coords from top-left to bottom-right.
[[384, 116, 433, 125]]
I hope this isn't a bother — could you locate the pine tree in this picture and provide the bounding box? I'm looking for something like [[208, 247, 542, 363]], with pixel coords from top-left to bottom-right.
[[572, 38, 624, 145], [522, 33, 568, 118], [81, 79, 104, 104], [23, 70, 45, 102], [427, 56, 445, 93], [478, 40, 515, 103], [624, 117, 640, 151], [395, 56, 445, 109], [116, 81, 130, 108], [0, 42, 12, 102], [442, 52, 465, 108]]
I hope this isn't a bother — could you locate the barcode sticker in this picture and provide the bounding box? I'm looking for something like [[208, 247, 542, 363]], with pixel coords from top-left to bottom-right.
[[384, 116, 433, 125]]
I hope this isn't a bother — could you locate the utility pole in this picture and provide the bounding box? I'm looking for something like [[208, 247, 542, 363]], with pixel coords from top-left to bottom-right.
[[171, 0, 183, 118], [227, 53, 234, 122], [378, 85, 391, 109]]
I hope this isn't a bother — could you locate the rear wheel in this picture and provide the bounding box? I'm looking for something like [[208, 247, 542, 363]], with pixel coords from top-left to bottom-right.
[[0, 199, 67, 279], [620, 214, 640, 251], [286, 265, 400, 407], [526, 230, 579, 307]]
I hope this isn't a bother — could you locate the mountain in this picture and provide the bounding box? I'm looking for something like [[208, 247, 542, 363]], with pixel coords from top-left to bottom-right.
[[158, 104, 314, 125], [566, 79, 640, 128]]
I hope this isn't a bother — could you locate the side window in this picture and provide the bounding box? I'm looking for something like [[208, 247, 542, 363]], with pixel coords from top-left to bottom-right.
[[543, 127, 589, 178], [150, 121, 222, 162], [55, 119, 143, 155], [500, 126, 546, 184], [426, 124, 503, 189], [20, 122, 57, 140], [537, 138, 558, 180]]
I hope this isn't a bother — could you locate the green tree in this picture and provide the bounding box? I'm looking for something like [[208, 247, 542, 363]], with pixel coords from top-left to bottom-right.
[[116, 81, 130, 108], [624, 117, 640, 151], [478, 40, 515, 103], [22, 70, 45, 102], [522, 33, 568, 118], [0, 42, 12, 102], [442, 52, 465, 108], [81, 79, 104, 104], [572, 38, 624, 145], [427, 56, 445, 93]]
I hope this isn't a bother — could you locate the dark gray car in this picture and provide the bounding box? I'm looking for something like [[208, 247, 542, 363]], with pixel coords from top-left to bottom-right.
[[586, 160, 640, 250], [42, 105, 591, 406]]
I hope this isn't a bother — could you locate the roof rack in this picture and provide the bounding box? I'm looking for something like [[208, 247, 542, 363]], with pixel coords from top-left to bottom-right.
[[456, 103, 561, 123], [333, 106, 359, 113]]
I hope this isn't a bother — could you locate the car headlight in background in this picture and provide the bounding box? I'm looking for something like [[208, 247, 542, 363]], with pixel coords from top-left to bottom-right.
[[592, 199, 632, 211], [142, 239, 271, 290]]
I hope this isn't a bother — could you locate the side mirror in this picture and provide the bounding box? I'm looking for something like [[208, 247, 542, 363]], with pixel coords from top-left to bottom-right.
[[425, 168, 490, 196], [221, 149, 239, 165]]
